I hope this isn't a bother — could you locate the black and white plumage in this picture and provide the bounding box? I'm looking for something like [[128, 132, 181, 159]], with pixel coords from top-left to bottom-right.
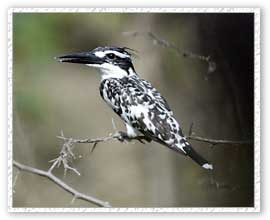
[[57, 46, 213, 170]]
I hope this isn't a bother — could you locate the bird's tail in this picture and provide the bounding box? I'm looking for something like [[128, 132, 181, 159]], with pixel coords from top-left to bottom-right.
[[174, 138, 213, 170]]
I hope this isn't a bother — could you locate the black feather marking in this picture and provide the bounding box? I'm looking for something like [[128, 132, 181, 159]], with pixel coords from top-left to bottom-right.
[[183, 145, 211, 168]]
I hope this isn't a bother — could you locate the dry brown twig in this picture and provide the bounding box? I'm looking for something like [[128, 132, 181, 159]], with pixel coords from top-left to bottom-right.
[[186, 122, 252, 146], [122, 31, 217, 77], [13, 160, 111, 208]]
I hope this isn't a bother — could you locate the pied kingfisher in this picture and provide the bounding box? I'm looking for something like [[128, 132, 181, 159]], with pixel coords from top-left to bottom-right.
[[56, 46, 213, 170]]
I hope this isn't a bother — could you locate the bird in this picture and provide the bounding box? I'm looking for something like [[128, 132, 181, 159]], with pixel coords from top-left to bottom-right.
[[56, 46, 213, 170]]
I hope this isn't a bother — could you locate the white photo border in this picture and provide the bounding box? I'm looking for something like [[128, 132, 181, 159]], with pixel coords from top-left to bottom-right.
[[7, 7, 260, 212]]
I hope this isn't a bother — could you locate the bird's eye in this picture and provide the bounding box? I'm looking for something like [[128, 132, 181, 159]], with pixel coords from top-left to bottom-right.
[[107, 53, 116, 59]]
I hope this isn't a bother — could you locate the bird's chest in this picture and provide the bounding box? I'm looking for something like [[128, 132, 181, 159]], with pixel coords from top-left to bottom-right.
[[100, 79, 120, 105], [100, 79, 139, 123], [99, 79, 128, 117]]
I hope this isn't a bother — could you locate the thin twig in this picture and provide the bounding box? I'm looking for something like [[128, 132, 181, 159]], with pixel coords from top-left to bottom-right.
[[13, 160, 111, 208], [187, 135, 252, 145], [58, 131, 251, 149], [56, 130, 252, 171], [188, 122, 194, 136], [56, 131, 149, 146], [186, 123, 252, 145], [54, 129, 251, 178], [49, 131, 82, 176], [53, 130, 150, 178], [123, 31, 217, 75], [12, 170, 20, 193]]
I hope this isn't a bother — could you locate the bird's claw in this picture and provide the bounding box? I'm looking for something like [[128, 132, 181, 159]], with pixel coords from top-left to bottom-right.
[[116, 131, 152, 144], [116, 131, 130, 142]]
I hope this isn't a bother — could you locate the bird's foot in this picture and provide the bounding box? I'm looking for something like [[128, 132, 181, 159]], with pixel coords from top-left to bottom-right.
[[116, 131, 130, 142], [116, 131, 152, 144]]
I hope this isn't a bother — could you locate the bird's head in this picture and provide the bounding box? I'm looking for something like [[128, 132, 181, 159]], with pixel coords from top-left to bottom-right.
[[56, 46, 137, 80]]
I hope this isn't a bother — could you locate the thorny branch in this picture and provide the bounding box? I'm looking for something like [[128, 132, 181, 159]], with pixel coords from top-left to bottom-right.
[[53, 125, 251, 177], [122, 31, 217, 76], [13, 160, 111, 208]]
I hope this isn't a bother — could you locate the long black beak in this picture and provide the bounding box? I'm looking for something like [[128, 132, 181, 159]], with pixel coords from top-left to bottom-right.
[[55, 52, 102, 65]]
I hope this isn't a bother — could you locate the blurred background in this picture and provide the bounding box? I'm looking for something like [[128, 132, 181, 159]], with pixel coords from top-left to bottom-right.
[[13, 12, 254, 207]]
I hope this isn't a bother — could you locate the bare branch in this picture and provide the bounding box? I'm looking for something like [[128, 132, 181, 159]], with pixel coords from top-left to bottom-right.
[[54, 129, 251, 177], [13, 160, 111, 208], [188, 122, 194, 136], [123, 31, 217, 75], [12, 170, 20, 193], [52, 130, 151, 179], [186, 123, 252, 145], [49, 131, 81, 176], [60, 131, 252, 148], [56, 131, 150, 146], [187, 135, 252, 145]]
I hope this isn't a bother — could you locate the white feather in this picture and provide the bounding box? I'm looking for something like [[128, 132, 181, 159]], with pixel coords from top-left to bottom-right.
[[125, 123, 139, 138], [100, 63, 128, 80], [94, 50, 130, 59], [202, 163, 213, 170]]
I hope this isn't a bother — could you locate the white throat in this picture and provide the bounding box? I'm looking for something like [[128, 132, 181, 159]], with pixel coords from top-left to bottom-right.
[[100, 63, 128, 80], [86, 63, 136, 80]]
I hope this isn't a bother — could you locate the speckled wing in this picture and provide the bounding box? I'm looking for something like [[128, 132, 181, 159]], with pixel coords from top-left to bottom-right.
[[121, 77, 184, 150]]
